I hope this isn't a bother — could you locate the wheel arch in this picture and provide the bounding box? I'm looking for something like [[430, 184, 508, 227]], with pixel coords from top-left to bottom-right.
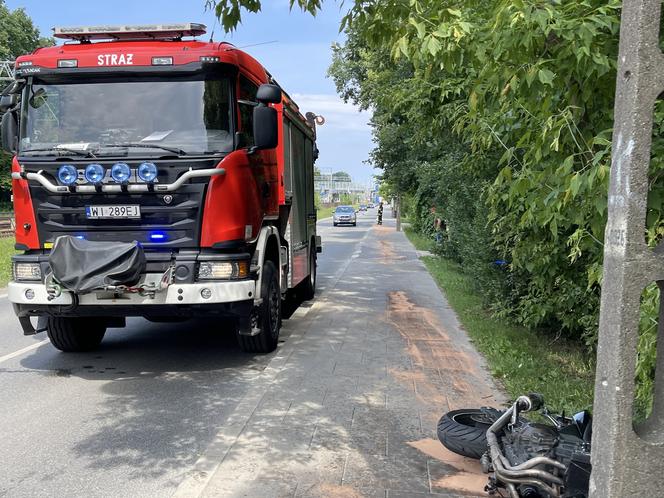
[[252, 225, 282, 302]]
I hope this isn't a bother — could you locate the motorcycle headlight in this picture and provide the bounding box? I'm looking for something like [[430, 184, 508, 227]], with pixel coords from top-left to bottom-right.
[[13, 262, 42, 281], [197, 261, 249, 280]]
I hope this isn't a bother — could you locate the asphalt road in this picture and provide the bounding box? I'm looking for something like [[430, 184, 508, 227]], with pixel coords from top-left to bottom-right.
[[0, 209, 379, 498]]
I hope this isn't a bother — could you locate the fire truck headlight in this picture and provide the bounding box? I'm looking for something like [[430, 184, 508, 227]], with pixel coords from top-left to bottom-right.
[[111, 163, 131, 183], [84, 164, 105, 184], [197, 261, 249, 280], [13, 262, 42, 281], [138, 162, 158, 182], [57, 164, 78, 186]]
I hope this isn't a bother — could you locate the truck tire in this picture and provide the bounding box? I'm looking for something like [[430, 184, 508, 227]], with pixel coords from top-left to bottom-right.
[[437, 409, 497, 459], [237, 261, 280, 353], [46, 317, 107, 352], [301, 247, 316, 300]]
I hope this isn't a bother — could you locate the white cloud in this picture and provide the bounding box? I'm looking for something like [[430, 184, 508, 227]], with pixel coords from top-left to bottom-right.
[[289, 94, 376, 182], [291, 93, 372, 132]]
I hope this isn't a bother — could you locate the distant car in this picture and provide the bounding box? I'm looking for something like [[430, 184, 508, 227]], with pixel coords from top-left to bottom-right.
[[333, 205, 357, 227], [359, 204, 367, 211], [368, 203, 375, 209]]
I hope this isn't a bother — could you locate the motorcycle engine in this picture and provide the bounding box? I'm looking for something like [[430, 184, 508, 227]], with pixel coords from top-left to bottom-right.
[[501, 422, 591, 498], [503, 422, 559, 465]]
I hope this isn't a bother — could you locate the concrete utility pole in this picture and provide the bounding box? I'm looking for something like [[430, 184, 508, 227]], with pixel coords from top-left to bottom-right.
[[591, 1, 664, 495]]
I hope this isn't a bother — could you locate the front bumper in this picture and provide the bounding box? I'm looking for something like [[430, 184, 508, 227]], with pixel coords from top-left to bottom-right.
[[9, 279, 255, 306]]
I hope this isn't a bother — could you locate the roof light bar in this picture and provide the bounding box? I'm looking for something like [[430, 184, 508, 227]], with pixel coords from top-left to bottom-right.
[[52, 23, 207, 41]]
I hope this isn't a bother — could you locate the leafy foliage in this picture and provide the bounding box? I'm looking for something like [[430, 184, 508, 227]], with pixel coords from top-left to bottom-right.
[[0, 1, 52, 59], [206, 0, 322, 32], [0, 1, 51, 205]]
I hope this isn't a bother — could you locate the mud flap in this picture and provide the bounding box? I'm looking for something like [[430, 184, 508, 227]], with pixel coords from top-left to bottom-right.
[[18, 315, 48, 336], [236, 310, 261, 337]]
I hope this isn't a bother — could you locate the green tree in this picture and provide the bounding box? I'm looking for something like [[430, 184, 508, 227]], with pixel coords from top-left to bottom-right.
[[332, 171, 351, 182], [0, 1, 52, 59], [0, 1, 52, 206]]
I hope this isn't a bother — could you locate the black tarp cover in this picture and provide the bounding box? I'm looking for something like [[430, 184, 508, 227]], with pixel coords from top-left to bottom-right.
[[49, 236, 146, 293]]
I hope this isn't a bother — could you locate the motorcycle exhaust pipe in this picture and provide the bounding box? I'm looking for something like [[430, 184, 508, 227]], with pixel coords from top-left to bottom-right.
[[486, 400, 564, 497]]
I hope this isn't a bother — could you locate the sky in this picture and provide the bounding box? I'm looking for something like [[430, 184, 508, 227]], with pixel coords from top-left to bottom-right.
[[6, 0, 375, 183]]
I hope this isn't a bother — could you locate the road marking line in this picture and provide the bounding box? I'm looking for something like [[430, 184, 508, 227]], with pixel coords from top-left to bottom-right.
[[0, 339, 49, 365]]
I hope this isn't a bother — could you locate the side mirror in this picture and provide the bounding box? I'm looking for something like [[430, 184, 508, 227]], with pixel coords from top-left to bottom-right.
[[0, 94, 18, 113], [256, 84, 281, 104], [1, 111, 18, 154], [253, 104, 278, 150]]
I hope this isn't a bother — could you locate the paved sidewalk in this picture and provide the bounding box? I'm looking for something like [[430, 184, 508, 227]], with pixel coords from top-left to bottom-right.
[[175, 221, 506, 498]]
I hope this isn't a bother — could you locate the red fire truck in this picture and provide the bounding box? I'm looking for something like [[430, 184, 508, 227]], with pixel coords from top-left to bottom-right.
[[0, 23, 321, 353]]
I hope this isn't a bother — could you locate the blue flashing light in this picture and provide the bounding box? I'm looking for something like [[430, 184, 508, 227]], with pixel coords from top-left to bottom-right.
[[149, 231, 167, 242], [111, 162, 131, 183], [138, 162, 158, 183], [57, 164, 78, 186], [84, 163, 105, 184], [75, 235, 86, 239]]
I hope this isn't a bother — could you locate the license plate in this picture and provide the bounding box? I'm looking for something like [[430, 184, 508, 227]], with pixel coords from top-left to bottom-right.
[[85, 205, 141, 219]]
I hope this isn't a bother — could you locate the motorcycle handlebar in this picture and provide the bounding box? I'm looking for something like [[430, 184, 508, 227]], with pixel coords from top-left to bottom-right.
[[516, 393, 544, 412]]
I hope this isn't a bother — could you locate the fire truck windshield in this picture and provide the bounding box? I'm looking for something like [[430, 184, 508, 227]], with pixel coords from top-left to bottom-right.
[[19, 77, 233, 156]]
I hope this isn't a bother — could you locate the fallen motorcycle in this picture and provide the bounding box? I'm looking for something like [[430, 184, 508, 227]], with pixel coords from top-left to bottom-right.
[[437, 393, 591, 498]]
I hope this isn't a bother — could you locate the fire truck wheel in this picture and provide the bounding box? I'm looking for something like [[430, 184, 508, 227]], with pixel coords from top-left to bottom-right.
[[237, 261, 280, 353], [46, 317, 107, 352], [301, 248, 316, 300]]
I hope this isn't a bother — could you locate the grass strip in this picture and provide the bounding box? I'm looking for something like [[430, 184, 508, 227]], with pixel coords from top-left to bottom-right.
[[405, 229, 595, 413], [0, 237, 17, 288], [404, 227, 435, 253], [317, 206, 335, 220]]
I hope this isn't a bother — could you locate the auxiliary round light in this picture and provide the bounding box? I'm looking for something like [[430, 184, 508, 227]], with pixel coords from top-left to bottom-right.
[[111, 162, 131, 183], [24, 288, 35, 300], [138, 162, 158, 182], [84, 163, 105, 184], [200, 288, 212, 299], [57, 164, 78, 186]]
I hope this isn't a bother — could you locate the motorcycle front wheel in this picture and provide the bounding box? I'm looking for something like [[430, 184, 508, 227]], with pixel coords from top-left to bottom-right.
[[437, 408, 499, 459]]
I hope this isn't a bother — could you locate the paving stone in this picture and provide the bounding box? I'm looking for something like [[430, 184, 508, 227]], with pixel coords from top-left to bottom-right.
[[185, 223, 507, 497]]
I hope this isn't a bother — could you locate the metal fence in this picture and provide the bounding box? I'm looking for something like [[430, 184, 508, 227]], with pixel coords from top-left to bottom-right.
[[0, 213, 15, 237]]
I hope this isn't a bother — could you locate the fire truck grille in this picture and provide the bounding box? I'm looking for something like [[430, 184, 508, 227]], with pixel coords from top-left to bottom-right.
[[23, 159, 218, 248]]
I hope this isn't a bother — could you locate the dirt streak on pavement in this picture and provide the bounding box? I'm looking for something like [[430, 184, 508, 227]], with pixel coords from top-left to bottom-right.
[[408, 438, 486, 495], [378, 230, 499, 496]]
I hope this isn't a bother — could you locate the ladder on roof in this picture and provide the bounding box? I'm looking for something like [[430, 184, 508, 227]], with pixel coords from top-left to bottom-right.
[[0, 60, 15, 84]]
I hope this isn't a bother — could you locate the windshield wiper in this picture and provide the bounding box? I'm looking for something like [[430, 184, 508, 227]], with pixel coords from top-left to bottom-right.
[[101, 143, 187, 155], [21, 146, 96, 158]]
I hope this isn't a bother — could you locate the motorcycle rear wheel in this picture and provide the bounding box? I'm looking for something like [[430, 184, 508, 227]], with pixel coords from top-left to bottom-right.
[[437, 408, 498, 459]]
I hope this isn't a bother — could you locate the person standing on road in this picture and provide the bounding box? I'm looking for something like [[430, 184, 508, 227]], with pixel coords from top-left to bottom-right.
[[377, 202, 384, 225]]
